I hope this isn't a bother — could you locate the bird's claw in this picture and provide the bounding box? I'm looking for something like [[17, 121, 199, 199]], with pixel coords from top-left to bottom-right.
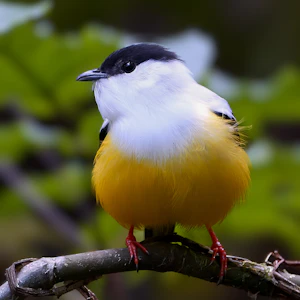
[[210, 241, 227, 282], [207, 227, 227, 283], [126, 227, 149, 271]]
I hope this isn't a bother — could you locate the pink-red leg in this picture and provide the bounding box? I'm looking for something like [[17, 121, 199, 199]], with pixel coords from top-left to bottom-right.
[[125, 226, 149, 270], [206, 226, 227, 282]]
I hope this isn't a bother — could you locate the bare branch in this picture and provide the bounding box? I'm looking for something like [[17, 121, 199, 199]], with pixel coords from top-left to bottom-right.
[[0, 162, 89, 248], [1, 242, 300, 300]]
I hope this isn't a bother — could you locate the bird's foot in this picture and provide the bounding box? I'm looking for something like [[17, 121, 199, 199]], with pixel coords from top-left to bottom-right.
[[126, 226, 149, 271], [207, 227, 227, 283], [210, 240, 227, 283]]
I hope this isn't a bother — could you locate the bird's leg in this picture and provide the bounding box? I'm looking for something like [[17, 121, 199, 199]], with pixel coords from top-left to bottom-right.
[[206, 226, 227, 282], [125, 226, 149, 270]]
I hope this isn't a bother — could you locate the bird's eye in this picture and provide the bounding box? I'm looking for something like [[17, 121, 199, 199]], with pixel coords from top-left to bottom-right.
[[122, 61, 136, 73]]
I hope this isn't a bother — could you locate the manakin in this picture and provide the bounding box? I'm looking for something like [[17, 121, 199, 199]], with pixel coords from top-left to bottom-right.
[[77, 43, 250, 279]]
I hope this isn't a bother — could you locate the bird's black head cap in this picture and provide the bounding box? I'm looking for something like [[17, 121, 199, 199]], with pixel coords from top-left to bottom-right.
[[99, 43, 180, 76]]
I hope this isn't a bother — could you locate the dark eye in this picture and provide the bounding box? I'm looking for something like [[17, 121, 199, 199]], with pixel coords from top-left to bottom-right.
[[122, 61, 136, 73]]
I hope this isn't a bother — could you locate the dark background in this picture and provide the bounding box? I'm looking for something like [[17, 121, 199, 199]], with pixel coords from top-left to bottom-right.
[[1, 0, 300, 299]]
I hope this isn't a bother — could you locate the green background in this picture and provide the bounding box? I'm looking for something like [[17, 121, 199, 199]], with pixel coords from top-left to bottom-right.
[[0, 1, 300, 299]]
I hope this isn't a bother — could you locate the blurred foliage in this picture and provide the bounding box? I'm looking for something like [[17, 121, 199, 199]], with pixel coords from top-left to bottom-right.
[[0, 1, 300, 300]]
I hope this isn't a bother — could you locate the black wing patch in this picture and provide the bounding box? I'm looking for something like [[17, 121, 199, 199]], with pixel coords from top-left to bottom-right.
[[99, 119, 109, 145], [213, 110, 241, 143], [213, 111, 236, 122]]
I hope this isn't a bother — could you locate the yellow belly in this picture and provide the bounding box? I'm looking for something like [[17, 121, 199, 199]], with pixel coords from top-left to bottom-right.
[[92, 121, 250, 229]]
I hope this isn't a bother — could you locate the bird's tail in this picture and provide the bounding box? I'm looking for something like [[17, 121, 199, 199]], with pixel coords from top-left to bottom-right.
[[144, 224, 175, 239]]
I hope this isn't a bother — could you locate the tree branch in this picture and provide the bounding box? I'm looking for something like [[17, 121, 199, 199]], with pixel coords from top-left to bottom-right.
[[0, 162, 90, 248], [1, 241, 300, 300]]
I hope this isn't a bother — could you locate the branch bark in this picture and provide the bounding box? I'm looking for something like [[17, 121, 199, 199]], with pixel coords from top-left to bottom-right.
[[1, 241, 300, 300]]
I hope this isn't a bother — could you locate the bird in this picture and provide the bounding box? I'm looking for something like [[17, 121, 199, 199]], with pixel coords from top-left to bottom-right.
[[77, 43, 250, 280]]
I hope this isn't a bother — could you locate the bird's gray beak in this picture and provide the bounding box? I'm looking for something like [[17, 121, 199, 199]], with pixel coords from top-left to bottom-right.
[[76, 69, 108, 81]]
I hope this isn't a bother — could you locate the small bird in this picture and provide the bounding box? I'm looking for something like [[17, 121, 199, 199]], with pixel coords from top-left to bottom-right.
[[77, 43, 250, 280]]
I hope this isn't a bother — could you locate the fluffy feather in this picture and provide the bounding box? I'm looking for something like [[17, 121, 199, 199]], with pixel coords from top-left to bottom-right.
[[93, 111, 250, 229], [90, 54, 250, 230]]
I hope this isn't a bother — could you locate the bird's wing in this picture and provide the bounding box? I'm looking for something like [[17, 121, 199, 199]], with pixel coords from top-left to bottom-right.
[[212, 110, 236, 123], [196, 84, 236, 121], [99, 119, 110, 146], [202, 90, 241, 140], [208, 94, 236, 122], [212, 108, 241, 142]]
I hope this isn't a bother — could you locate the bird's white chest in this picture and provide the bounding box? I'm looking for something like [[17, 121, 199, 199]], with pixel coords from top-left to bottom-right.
[[109, 105, 210, 162]]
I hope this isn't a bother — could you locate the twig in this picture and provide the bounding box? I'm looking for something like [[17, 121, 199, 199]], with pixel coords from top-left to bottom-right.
[[0, 242, 300, 300], [0, 162, 89, 248]]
